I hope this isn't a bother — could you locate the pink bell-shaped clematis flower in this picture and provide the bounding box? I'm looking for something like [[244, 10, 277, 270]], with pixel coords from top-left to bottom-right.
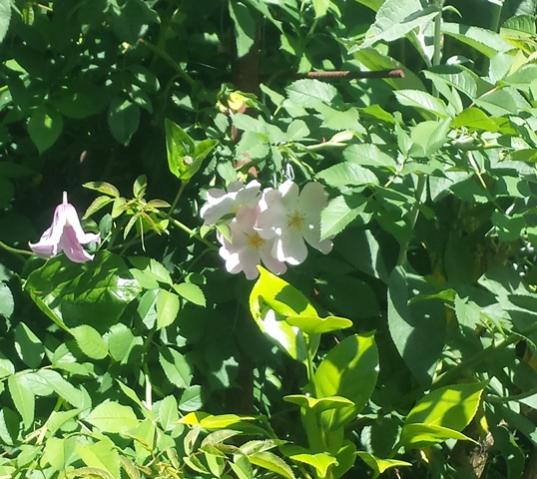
[[256, 180, 332, 266], [218, 206, 287, 280], [200, 180, 260, 225], [29, 192, 100, 263]]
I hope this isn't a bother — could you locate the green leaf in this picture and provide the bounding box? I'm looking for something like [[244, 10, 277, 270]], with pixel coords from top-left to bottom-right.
[[42, 437, 79, 470], [504, 64, 537, 88], [399, 422, 475, 449], [229, 1, 256, 57], [37, 369, 85, 408], [452, 107, 500, 131], [363, 0, 439, 47], [409, 119, 451, 157], [317, 163, 378, 188], [285, 315, 353, 334], [86, 400, 139, 434], [0, 0, 11, 43], [83, 195, 114, 219], [286, 79, 338, 107], [70, 325, 108, 360], [249, 451, 295, 479], [165, 119, 217, 180], [314, 333, 378, 425], [159, 347, 192, 388], [83, 181, 120, 198], [0, 282, 14, 319], [312, 0, 330, 18], [107, 323, 141, 363], [28, 106, 63, 154], [320, 194, 369, 241], [356, 452, 411, 476], [343, 144, 397, 171], [158, 395, 179, 431], [14, 323, 44, 368], [78, 439, 121, 479], [181, 412, 258, 430], [394, 89, 449, 117], [156, 289, 180, 330], [0, 357, 14, 379], [288, 451, 337, 477], [173, 282, 206, 306], [387, 267, 445, 386], [107, 97, 140, 146], [8, 374, 34, 430], [283, 395, 355, 413], [353, 48, 426, 91], [249, 267, 316, 362], [179, 385, 203, 411], [404, 383, 484, 431], [442, 22, 513, 57], [424, 65, 490, 100], [26, 252, 141, 332]]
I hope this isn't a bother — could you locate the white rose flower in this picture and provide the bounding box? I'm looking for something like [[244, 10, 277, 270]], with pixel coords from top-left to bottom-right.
[[218, 206, 287, 280], [256, 180, 332, 265]]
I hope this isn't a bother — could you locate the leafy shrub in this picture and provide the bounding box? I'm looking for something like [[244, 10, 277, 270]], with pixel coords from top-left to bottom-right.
[[0, 0, 536, 478]]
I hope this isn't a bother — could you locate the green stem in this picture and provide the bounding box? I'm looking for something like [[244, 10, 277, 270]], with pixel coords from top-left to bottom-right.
[[138, 39, 195, 87], [431, 0, 444, 96], [433, 322, 537, 388], [168, 181, 187, 215], [396, 175, 426, 266], [0, 240, 33, 258], [165, 215, 217, 250]]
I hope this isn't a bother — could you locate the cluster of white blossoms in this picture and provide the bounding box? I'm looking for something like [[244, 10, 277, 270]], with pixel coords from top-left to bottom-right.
[[200, 180, 333, 279]]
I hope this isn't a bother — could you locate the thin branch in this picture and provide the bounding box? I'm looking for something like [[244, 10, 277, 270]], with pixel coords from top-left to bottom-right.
[[300, 69, 405, 80]]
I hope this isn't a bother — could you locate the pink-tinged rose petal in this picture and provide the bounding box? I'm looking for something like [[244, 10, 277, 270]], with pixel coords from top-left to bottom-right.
[[279, 180, 299, 206], [299, 182, 328, 219], [200, 180, 261, 225], [273, 233, 308, 266]]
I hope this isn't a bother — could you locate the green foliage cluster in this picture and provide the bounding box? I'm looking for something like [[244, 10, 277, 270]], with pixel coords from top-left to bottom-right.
[[0, 0, 537, 478]]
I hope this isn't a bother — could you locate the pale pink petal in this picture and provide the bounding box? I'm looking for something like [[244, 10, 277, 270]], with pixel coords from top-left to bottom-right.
[[232, 247, 260, 279], [235, 180, 261, 206], [256, 190, 285, 239], [260, 242, 287, 275], [299, 182, 328, 220], [220, 246, 242, 274], [279, 180, 300, 208], [59, 225, 94, 263], [200, 195, 236, 225], [303, 225, 333, 254], [29, 226, 58, 257], [273, 233, 308, 266]]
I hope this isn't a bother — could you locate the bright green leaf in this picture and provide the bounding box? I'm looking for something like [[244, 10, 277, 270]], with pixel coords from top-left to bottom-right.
[[86, 400, 138, 434]]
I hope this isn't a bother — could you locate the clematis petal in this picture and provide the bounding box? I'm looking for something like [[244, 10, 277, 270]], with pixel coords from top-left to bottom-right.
[[273, 233, 308, 266], [59, 225, 94, 263], [29, 226, 59, 257]]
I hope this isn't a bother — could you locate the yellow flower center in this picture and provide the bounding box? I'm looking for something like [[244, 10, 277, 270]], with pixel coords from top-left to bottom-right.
[[288, 211, 305, 230], [246, 232, 264, 249]]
